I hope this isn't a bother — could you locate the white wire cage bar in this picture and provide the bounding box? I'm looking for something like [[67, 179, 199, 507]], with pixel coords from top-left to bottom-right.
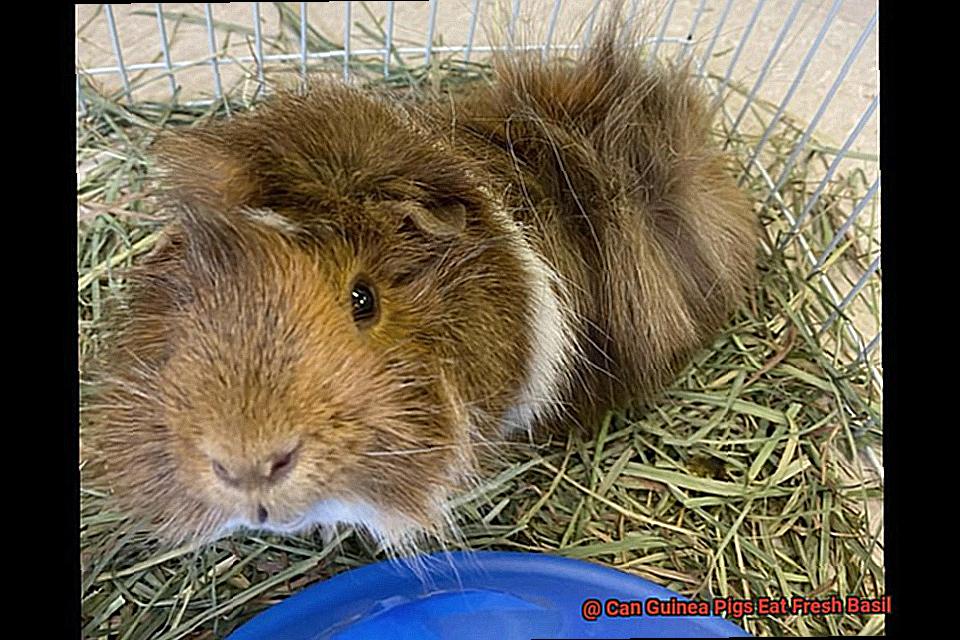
[[75, 0, 880, 445]]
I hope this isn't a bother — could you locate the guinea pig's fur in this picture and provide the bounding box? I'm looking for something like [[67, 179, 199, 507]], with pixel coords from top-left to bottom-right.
[[83, 24, 757, 552]]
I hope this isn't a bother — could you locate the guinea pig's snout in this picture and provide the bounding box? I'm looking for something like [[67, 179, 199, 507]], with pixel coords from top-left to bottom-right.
[[210, 444, 301, 489]]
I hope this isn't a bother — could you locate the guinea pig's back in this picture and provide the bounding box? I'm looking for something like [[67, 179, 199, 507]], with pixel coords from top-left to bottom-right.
[[432, 34, 758, 425]]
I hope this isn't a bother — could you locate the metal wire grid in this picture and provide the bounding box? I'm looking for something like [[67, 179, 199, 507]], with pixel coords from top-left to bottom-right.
[[76, 0, 881, 465], [77, 1, 722, 102]]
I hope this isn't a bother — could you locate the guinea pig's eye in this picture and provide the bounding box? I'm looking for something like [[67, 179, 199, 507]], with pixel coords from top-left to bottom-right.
[[351, 280, 378, 325]]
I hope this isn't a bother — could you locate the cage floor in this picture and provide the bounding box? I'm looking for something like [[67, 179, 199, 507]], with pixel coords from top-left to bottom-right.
[[78, 3, 881, 638]]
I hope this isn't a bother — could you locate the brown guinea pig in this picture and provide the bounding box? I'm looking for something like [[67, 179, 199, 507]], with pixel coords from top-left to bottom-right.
[[82, 27, 757, 552]]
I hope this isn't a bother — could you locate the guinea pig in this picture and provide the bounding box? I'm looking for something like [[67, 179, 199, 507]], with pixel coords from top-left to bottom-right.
[[82, 25, 758, 553]]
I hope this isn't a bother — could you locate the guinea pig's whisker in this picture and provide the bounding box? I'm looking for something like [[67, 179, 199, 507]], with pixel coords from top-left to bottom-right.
[[363, 440, 535, 457], [361, 446, 453, 457]]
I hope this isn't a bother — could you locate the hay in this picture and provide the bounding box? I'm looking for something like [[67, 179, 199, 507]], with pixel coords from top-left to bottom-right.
[[77, 18, 882, 639]]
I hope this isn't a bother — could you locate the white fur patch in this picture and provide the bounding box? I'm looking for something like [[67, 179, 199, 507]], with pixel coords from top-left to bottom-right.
[[380, 101, 576, 435], [241, 207, 301, 234], [486, 195, 576, 435], [296, 498, 387, 532], [222, 498, 405, 543]]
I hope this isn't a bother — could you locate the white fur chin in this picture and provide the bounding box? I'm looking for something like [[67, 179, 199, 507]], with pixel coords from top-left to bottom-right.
[[290, 498, 387, 533], [218, 498, 414, 544]]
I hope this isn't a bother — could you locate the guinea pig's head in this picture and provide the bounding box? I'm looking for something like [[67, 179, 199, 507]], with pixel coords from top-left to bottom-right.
[[83, 87, 537, 551]]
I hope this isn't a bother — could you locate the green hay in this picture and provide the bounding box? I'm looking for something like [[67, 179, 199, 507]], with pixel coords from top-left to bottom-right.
[[77, 12, 882, 639]]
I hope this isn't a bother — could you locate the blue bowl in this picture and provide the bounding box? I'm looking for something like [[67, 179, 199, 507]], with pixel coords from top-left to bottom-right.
[[227, 550, 749, 639]]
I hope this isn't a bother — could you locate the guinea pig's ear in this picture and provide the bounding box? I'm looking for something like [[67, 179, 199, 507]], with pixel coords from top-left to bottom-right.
[[151, 130, 259, 211], [393, 200, 467, 238]]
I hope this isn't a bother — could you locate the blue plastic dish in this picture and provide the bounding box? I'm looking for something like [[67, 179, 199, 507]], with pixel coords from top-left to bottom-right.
[[227, 550, 749, 639]]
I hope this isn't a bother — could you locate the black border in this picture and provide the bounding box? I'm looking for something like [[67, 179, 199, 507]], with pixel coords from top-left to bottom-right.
[[63, 2, 901, 637], [65, 3, 81, 637], [878, 0, 905, 636]]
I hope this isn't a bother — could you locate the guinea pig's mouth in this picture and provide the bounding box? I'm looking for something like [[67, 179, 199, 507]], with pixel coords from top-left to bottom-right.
[[212, 510, 306, 536]]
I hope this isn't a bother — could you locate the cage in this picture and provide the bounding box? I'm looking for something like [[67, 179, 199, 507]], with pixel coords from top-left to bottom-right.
[[76, 2, 881, 637]]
